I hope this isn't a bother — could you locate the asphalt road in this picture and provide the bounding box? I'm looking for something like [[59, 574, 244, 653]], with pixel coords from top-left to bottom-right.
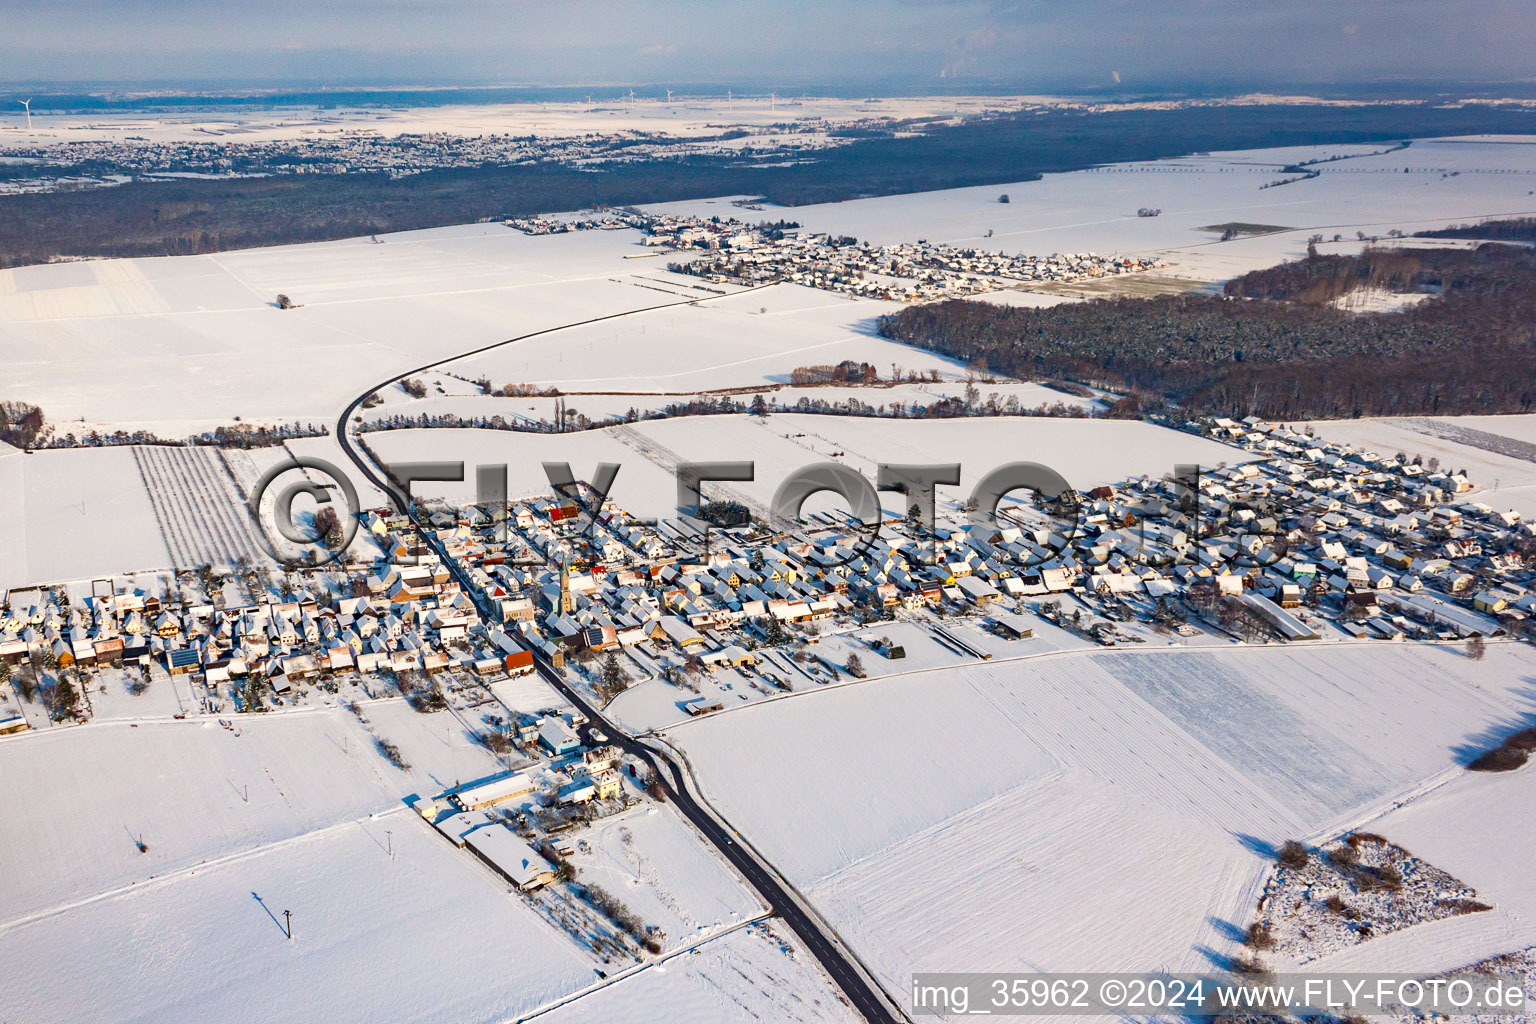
[[326, 309, 900, 1024], [533, 658, 899, 1024]]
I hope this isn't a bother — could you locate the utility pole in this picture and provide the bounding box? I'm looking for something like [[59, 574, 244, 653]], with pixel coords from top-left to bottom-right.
[[386, 830, 393, 858], [283, 909, 292, 940]]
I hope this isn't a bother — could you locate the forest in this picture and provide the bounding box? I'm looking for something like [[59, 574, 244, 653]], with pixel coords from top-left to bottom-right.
[[877, 236, 1536, 420], [4, 102, 1536, 268]]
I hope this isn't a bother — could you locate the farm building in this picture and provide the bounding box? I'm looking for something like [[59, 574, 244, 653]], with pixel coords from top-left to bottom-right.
[[1235, 594, 1319, 641], [991, 611, 1035, 639], [684, 697, 724, 716], [462, 824, 557, 890], [433, 809, 494, 847], [450, 772, 536, 810], [698, 645, 757, 671]]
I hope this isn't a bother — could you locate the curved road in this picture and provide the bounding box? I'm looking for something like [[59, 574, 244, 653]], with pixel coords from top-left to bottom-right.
[[329, 303, 902, 1024]]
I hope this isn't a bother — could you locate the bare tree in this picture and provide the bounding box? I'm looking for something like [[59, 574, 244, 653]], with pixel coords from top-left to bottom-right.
[[1277, 840, 1308, 869]]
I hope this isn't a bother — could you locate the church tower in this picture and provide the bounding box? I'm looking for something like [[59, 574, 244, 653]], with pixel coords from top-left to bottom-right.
[[557, 558, 572, 617]]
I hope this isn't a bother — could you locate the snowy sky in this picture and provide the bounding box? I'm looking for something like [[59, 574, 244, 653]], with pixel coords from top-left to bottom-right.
[[3, 0, 1530, 88]]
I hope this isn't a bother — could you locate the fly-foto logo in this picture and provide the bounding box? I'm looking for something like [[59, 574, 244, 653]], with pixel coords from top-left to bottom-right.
[[249, 454, 1281, 571]]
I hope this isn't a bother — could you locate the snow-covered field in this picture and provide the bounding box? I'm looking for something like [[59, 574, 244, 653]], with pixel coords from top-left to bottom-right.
[[0, 227, 684, 428], [364, 424, 672, 516], [0, 444, 172, 589], [532, 922, 860, 1024], [0, 439, 339, 591], [564, 804, 764, 950], [1232, 767, 1536, 979], [0, 442, 29, 585], [0, 807, 597, 1024], [351, 697, 513, 791], [608, 616, 1097, 734], [1362, 763, 1536, 956], [364, 414, 1245, 523], [1434, 414, 1536, 448], [444, 283, 962, 394], [1254, 834, 1490, 966], [639, 414, 1242, 510], [0, 694, 867, 1024], [669, 641, 1536, 1009], [487, 671, 571, 718], [0, 702, 785, 1023], [132, 444, 268, 569], [0, 713, 417, 920]]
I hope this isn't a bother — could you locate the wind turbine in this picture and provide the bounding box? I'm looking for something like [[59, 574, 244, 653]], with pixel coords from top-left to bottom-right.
[[19, 98, 31, 130], [665, 88, 673, 104]]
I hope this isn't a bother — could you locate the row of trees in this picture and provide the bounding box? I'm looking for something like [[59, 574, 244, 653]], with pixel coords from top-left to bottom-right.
[[25, 420, 327, 451], [362, 386, 1098, 436]]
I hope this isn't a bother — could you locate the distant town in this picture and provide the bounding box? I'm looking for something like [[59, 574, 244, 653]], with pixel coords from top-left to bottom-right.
[[510, 208, 1165, 300], [1, 110, 896, 195]]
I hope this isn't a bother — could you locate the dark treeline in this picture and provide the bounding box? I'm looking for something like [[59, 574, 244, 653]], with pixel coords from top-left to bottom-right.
[[1416, 217, 1536, 245], [361, 387, 1090, 436], [33, 420, 327, 450], [878, 241, 1536, 420], [5, 103, 1536, 268]]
